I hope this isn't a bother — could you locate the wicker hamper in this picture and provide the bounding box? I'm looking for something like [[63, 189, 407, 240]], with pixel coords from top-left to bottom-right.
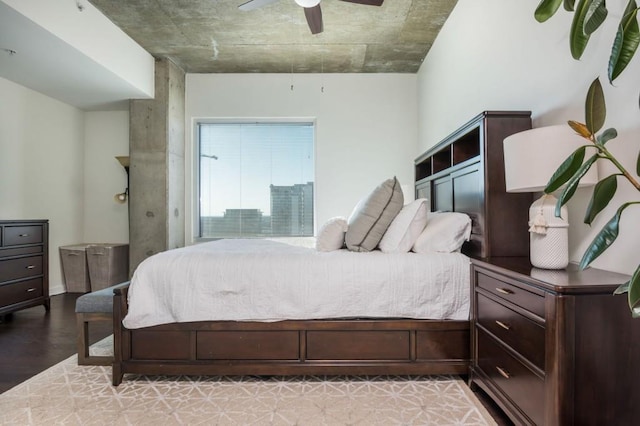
[[86, 243, 129, 291], [59, 244, 92, 293]]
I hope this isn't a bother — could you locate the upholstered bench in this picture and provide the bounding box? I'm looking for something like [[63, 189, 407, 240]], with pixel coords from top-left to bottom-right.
[[75, 281, 129, 366]]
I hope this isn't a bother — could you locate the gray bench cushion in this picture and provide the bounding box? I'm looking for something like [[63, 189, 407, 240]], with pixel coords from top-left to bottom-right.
[[75, 282, 130, 313]]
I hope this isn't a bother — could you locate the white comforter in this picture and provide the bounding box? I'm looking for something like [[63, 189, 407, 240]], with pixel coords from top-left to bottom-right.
[[122, 239, 470, 329]]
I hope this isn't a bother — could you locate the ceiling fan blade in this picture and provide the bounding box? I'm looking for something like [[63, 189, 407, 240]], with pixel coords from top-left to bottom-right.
[[304, 5, 323, 34], [238, 0, 279, 12], [339, 0, 383, 5]]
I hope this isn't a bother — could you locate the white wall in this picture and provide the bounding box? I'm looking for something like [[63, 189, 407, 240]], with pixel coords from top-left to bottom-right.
[[418, 0, 640, 275], [185, 73, 418, 243], [2, 0, 154, 100], [0, 76, 85, 295], [83, 111, 130, 244], [0, 78, 130, 295]]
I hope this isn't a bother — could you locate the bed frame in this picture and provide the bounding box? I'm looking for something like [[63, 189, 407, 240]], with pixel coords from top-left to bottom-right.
[[111, 111, 532, 386]]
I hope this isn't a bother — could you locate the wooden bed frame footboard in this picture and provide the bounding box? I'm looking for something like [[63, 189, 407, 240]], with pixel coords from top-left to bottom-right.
[[112, 286, 470, 386]]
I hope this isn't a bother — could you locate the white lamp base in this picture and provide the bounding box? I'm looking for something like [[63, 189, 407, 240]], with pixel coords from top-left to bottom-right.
[[528, 194, 569, 270]]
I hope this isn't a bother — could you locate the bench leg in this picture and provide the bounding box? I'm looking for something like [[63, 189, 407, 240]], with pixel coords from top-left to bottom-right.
[[76, 312, 113, 366]]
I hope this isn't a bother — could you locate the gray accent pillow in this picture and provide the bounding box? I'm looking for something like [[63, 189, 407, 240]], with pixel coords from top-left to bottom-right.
[[345, 177, 404, 252]]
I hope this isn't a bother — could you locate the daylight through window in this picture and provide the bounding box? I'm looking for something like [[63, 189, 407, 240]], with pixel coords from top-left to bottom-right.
[[197, 122, 315, 239]]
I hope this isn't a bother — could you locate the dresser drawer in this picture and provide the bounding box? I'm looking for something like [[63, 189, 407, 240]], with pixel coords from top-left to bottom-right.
[[476, 271, 545, 317], [0, 278, 43, 306], [477, 293, 545, 370], [0, 256, 43, 282], [477, 329, 545, 426], [3, 225, 43, 246], [0, 245, 43, 258]]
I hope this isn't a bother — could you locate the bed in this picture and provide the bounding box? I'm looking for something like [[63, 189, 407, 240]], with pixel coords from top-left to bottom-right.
[[112, 111, 532, 386], [112, 239, 472, 385]]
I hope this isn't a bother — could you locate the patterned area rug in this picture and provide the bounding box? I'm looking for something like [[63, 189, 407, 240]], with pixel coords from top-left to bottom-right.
[[0, 337, 496, 425]]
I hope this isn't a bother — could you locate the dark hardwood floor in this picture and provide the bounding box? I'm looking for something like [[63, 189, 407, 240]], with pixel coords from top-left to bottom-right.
[[0, 293, 512, 424], [0, 293, 111, 394]]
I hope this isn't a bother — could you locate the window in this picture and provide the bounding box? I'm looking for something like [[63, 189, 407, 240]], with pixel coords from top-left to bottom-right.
[[197, 122, 315, 239]]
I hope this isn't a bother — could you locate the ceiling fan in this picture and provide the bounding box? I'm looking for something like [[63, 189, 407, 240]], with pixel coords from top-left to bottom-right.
[[238, 0, 384, 35]]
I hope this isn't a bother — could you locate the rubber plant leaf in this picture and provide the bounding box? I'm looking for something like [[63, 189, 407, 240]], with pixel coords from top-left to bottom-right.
[[545, 146, 586, 193], [585, 77, 606, 134], [536, 0, 563, 22], [579, 202, 634, 269], [627, 265, 640, 317], [608, 0, 640, 82], [570, 0, 594, 59], [565, 0, 576, 10], [555, 153, 599, 217], [584, 0, 607, 35], [596, 127, 617, 145], [584, 174, 618, 224], [615, 280, 630, 294], [568, 120, 592, 138]]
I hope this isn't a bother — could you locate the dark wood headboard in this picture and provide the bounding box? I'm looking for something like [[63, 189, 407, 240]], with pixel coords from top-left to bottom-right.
[[414, 111, 533, 259]]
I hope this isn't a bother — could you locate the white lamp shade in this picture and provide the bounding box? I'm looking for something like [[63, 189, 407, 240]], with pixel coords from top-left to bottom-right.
[[295, 0, 321, 7], [503, 125, 598, 193]]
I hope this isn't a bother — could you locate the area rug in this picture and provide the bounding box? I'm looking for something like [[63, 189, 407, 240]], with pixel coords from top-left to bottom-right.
[[0, 337, 496, 425]]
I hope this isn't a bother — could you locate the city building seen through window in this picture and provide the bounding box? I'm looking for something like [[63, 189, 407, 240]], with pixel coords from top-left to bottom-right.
[[197, 122, 315, 239]]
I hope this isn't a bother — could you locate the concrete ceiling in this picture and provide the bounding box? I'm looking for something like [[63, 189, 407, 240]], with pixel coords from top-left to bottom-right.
[[88, 0, 458, 73]]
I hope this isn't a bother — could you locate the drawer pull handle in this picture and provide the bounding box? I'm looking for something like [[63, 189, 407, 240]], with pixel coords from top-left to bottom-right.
[[19, 233, 30, 237], [496, 366, 511, 379], [26, 265, 36, 270], [495, 287, 514, 295], [26, 288, 36, 292], [495, 320, 511, 330], [91, 253, 105, 256], [67, 252, 80, 256]]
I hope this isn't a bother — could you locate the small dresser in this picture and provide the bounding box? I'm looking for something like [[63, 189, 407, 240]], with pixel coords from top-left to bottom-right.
[[0, 220, 49, 317], [470, 257, 640, 425]]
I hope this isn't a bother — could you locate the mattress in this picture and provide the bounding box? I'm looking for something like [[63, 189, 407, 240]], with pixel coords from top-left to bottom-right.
[[122, 239, 470, 329]]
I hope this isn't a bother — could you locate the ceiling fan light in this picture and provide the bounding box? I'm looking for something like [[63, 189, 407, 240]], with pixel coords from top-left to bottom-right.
[[295, 0, 321, 7]]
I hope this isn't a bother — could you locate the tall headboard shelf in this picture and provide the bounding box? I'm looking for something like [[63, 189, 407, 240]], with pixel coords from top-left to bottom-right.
[[415, 111, 533, 258]]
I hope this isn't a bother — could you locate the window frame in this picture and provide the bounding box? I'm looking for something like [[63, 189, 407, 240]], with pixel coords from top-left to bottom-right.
[[193, 118, 316, 242]]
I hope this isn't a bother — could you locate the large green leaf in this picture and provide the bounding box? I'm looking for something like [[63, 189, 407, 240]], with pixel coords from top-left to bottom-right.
[[585, 78, 606, 134], [570, 0, 594, 59], [584, 0, 608, 35], [536, 0, 564, 22], [584, 174, 618, 224], [545, 146, 586, 193], [596, 128, 618, 145], [555, 154, 599, 217], [628, 264, 640, 317], [579, 202, 634, 268], [565, 0, 577, 10], [608, 0, 640, 82]]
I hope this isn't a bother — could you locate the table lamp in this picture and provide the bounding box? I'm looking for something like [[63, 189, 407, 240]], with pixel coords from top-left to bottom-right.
[[503, 125, 598, 269]]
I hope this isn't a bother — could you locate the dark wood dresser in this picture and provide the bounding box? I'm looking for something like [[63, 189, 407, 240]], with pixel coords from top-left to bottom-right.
[[470, 257, 640, 425], [0, 220, 49, 317]]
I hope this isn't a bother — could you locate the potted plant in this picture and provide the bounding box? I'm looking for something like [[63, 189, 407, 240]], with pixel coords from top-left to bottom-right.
[[534, 0, 640, 316]]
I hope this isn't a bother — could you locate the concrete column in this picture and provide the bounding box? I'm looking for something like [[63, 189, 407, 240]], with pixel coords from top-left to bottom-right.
[[129, 58, 185, 273]]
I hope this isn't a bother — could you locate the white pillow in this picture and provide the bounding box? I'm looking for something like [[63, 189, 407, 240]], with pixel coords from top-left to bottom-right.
[[412, 212, 472, 253], [315, 217, 348, 252], [379, 199, 429, 253]]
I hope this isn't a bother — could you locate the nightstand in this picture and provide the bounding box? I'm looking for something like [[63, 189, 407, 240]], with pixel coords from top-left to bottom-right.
[[469, 257, 640, 425]]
